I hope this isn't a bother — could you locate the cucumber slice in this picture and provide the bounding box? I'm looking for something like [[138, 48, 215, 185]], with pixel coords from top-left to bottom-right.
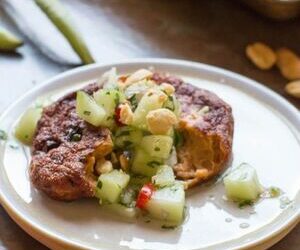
[[35, 0, 94, 64], [14, 108, 42, 145], [132, 89, 167, 130], [152, 165, 175, 188], [96, 170, 130, 204], [146, 181, 185, 225], [131, 148, 163, 177], [114, 126, 143, 149], [224, 163, 263, 201], [0, 27, 23, 52], [102, 204, 137, 219], [76, 91, 106, 127], [140, 135, 173, 159], [163, 95, 181, 118]]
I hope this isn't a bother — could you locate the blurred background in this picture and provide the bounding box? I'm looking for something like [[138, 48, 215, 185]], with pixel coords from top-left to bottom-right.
[[0, 0, 299, 249]]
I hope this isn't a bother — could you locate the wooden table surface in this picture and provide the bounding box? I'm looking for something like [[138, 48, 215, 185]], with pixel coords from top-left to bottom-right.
[[0, 0, 299, 249]]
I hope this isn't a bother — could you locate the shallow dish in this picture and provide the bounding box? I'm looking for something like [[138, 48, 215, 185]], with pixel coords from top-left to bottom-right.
[[0, 58, 299, 250]]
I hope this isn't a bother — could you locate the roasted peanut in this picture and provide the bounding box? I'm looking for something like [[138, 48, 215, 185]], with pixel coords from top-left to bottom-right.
[[285, 80, 300, 98], [95, 159, 113, 175], [246, 42, 276, 70], [118, 103, 133, 125], [276, 48, 300, 80], [160, 83, 175, 95], [146, 108, 178, 135], [124, 69, 153, 86]]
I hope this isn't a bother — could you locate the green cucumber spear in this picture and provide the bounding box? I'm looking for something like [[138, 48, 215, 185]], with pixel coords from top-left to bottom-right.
[[0, 26, 23, 52], [35, 0, 94, 64]]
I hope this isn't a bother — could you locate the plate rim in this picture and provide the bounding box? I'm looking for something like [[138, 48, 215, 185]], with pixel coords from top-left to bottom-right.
[[0, 58, 299, 250]]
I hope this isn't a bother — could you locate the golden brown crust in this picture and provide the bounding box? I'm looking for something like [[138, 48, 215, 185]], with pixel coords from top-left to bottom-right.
[[152, 73, 234, 188], [30, 84, 113, 201]]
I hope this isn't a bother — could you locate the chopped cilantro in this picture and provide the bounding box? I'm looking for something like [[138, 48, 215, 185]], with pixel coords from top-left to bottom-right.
[[129, 94, 138, 111], [161, 225, 176, 230], [97, 181, 103, 189], [238, 200, 253, 208], [123, 140, 133, 148], [114, 92, 120, 106], [71, 133, 81, 142], [154, 147, 160, 151], [174, 130, 183, 147], [83, 110, 91, 116], [269, 186, 281, 198], [147, 161, 161, 168]]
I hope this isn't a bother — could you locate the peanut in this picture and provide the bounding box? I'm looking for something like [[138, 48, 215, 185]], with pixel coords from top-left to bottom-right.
[[95, 159, 113, 175], [124, 69, 153, 86], [146, 108, 178, 135], [160, 83, 175, 95], [285, 80, 300, 98], [246, 42, 276, 70], [118, 103, 133, 125], [276, 48, 300, 80]]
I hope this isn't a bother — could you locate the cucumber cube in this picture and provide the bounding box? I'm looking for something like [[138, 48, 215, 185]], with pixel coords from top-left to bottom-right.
[[15, 107, 42, 145], [132, 89, 167, 130], [96, 170, 130, 203], [76, 91, 106, 127], [114, 126, 143, 148], [131, 148, 163, 177], [224, 163, 263, 201], [146, 181, 185, 225], [140, 135, 173, 159], [152, 165, 175, 187]]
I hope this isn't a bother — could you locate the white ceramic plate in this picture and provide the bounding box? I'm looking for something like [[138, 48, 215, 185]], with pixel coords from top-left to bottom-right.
[[0, 59, 299, 250]]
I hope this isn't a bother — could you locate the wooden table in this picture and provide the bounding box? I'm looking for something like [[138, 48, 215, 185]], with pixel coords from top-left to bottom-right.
[[0, 0, 299, 249]]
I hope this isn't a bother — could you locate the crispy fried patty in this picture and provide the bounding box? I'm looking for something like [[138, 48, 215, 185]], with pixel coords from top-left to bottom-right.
[[30, 84, 113, 201], [30, 73, 233, 200], [152, 73, 234, 188]]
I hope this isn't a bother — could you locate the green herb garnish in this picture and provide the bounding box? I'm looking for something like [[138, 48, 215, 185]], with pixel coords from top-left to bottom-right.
[[71, 133, 81, 142], [154, 147, 160, 151], [269, 186, 281, 198], [129, 94, 138, 111], [147, 161, 161, 168], [238, 200, 253, 208], [114, 92, 120, 106], [123, 140, 133, 148], [83, 110, 91, 116], [174, 130, 183, 147], [161, 225, 176, 230], [97, 181, 103, 189]]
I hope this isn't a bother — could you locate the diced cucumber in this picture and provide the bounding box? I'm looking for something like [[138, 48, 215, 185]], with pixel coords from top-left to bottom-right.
[[114, 126, 143, 149], [163, 95, 181, 118], [96, 170, 130, 203], [76, 91, 106, 127], [15, 108, 42, 145], [146, 181, 185, 225], [101, 67, 118, 90], [93, 89, 125, 127], [132, 89, 167, 130], [152, 165, 175, 188], [224, 163, 263, 201], [131, 148, 163, 177], [102, 204, 137, 219], [124, 80, 155, 100], [140, 135, 173, 159]]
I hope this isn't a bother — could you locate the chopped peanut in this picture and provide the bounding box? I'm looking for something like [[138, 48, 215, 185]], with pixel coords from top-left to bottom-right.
[[95, 159, 113, 175], [276, 48, 300, 80], [146, 108, 178, 135], [118, 103, 134, 125], [246, 42, 276, 70], [124, 69, 153, 87], [119, 153, 130, 171], [160, 83, 175, 95], [285, 80, 300, 98]]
